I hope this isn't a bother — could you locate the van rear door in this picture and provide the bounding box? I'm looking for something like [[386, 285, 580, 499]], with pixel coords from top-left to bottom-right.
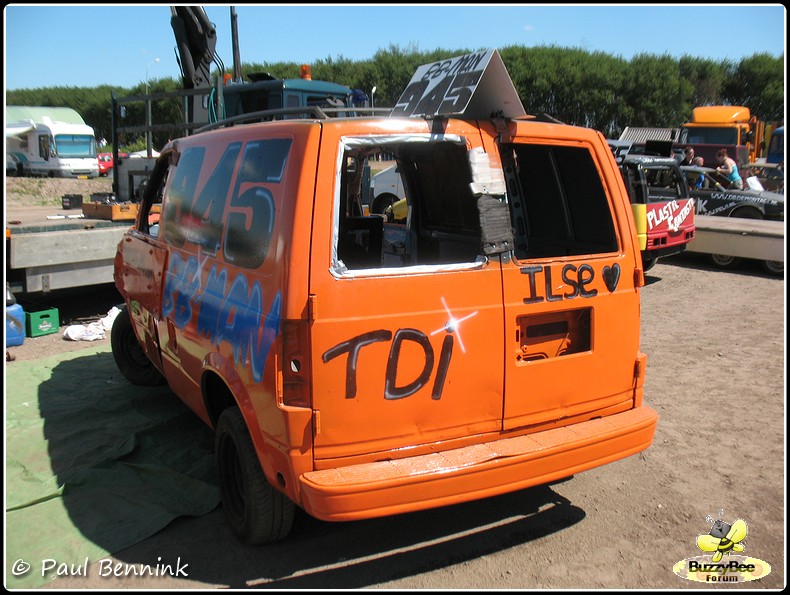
[[494, 125, 642, 430], [307, 120, 506, 463]]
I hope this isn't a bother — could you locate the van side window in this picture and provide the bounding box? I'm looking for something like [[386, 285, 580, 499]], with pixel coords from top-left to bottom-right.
[[225, 138, 292, 269], [502, 144, 618, 259], [161, 146, 206, 247], [135, 160, 169, 239], [336, 139, 482, 272], [162, 144, 240, 254], [191, 143, 241, 254]]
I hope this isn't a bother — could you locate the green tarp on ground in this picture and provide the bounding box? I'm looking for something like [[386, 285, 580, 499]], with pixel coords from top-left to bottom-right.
[[5, 344, 220, 589]]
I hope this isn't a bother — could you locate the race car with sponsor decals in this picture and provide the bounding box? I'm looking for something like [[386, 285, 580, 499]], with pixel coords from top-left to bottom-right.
[[616, 154, 696, 271], [680, 165, 784, 221]]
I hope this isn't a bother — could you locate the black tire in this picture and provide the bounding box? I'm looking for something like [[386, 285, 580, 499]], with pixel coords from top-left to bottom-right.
[[762, 260, 784, 276], [371, 193, 398, 215], [111, 306, 166, 386], [709, 253, 742, 270], [641, 252, 657, 272], [215, 407, 295, 544], [730, 207, 763, 220]]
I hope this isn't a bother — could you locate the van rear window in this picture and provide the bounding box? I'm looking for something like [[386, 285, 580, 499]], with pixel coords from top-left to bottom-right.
[[501, 144, 618, 259], [335, 138, 484, 273]]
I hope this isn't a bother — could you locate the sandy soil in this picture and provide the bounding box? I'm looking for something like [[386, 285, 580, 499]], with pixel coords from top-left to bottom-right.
[[4, 175, 114, 208], [5, 251, 784, 589]]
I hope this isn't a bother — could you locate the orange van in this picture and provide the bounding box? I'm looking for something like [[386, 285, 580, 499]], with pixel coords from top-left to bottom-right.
[[112, 51, 658, 544]]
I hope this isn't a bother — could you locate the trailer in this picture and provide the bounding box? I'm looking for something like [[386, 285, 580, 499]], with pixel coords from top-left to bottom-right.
[[685, 214, 784, 275], [5, 106, 99, 179], [5, 206, 132, 294]]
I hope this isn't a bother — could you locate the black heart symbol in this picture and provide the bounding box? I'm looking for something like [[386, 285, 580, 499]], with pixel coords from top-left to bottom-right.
[[603, 264, 620, 292]]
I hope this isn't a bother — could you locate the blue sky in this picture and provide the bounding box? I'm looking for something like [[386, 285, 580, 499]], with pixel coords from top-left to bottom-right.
[[3, 3, 787, 91]]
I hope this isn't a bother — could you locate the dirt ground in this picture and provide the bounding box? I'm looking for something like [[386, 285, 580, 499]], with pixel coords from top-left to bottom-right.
[[5, 248, 785, 589], [4, 175, 114, 208]]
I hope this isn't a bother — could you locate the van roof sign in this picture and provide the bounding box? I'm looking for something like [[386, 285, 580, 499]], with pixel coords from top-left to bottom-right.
[[391, 49, 527, 120]]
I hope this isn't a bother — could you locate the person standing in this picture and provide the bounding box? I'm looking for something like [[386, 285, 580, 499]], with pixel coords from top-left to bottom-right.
[[689, 156, 706, 189], [680, 146, 695, 166], [716, 149, 744, 189]]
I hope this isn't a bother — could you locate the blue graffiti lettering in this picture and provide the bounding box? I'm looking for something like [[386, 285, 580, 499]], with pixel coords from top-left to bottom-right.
[[196, 265, 228, 340], [217, 274, 257, 360], [163, 254, 281, 383], [162, 252, 202, 326], [251, 292, 281, 383]]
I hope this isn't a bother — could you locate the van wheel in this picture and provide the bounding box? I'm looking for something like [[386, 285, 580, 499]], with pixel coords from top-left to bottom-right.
[[709, 254, 741, 270], [371, 193, 398, 215], [111, 306, 166, 386], [215, 407, 295, 544], [641, 253, 657, 272], [762, 260, 784, 276]]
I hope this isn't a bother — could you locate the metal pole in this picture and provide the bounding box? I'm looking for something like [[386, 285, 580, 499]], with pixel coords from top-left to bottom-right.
[[111, 92, 119, 198], [145, 57, 160, 156], [231, 6, 242, 82]]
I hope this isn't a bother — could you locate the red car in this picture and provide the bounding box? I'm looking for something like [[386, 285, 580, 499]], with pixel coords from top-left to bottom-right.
[[97, 152, 128, 176]]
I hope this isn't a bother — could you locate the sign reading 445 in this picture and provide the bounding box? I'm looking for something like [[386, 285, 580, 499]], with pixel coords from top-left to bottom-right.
[[391, 49, 526, 120]]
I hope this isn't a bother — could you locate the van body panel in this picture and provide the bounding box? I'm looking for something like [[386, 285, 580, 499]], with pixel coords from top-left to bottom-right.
[[115, 230, 169, 375], [499, 254, 641, 429], [309, 266, 507, 458], [300, 405, 658, 521]]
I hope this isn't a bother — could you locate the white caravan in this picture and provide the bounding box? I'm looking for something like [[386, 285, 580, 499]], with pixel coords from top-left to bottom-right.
[[6, 106, 99, 178]]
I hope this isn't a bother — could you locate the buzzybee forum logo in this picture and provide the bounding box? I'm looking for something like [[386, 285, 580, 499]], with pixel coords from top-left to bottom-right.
[[673, 510, 772, 583]]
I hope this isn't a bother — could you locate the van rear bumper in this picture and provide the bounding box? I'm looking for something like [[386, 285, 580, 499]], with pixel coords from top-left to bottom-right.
[[299, 405, 658, 521]]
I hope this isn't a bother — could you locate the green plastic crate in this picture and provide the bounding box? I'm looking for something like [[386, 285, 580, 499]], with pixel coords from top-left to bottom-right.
[[25, 308, 60, 338]]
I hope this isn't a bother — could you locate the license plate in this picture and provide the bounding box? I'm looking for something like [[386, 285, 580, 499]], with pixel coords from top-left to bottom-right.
[[78, 175, 89, 179]]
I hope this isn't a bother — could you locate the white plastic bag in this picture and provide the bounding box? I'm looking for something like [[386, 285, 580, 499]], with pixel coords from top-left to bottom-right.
[[62, 306, 122, 341]]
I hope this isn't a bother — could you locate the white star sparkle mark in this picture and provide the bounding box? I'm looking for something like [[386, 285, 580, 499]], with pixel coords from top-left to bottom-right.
[[430, 296, 478, 354]]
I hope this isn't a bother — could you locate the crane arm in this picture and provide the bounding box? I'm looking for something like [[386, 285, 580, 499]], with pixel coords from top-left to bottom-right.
[[170, 6, 218, 90]]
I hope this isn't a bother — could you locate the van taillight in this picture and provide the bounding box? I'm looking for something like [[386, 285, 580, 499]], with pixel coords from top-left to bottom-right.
[[281, 320, 311, 408]]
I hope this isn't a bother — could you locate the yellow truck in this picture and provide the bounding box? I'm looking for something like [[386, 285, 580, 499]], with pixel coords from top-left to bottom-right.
[[677, 106, 774, 167]]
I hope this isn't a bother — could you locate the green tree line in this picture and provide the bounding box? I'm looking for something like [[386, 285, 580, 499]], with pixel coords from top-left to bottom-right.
[[7, 46, 784, 150]]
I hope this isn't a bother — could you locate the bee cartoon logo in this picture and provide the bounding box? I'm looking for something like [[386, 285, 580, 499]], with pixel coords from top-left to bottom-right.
[[673, 511, 771, 583], [696, 512, 747, 562]]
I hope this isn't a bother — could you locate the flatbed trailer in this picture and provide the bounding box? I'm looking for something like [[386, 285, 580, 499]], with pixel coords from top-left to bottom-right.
[[685, 214, 784, 272], [5, 206, 132, 294]]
